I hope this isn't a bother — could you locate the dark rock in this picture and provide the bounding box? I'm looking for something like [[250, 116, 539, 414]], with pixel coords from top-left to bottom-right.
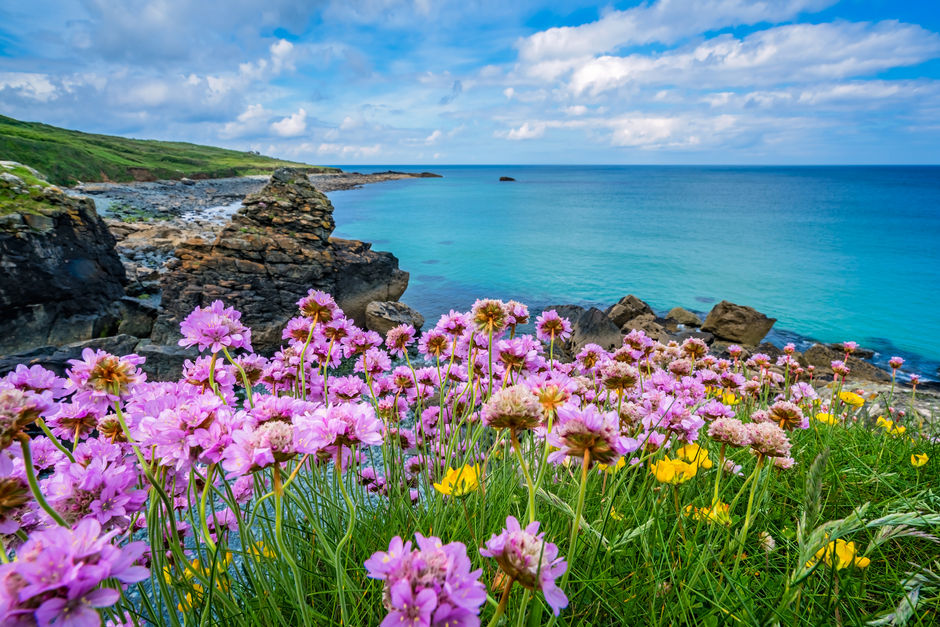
[[365, 301, 425, 337], [666, 307, 701, 328], [499, 176, 516, 182], [701, 300, 776, 346], [0, 165, 127, 354], [802, 343, 891, 382], [569, 307, 622, 353], [621, 313, 668, 343], [134, 340, 199, 381], [153, 168, 408, 353], [544, 305, 587, 325], [0, 334, 140, 377], [826, 342, 875, 360], [606, 295, 654, 328], [116, 297, 159, 338]]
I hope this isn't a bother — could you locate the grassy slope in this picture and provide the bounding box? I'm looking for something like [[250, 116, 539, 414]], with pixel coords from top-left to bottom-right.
[[0, 115, 337, 186]]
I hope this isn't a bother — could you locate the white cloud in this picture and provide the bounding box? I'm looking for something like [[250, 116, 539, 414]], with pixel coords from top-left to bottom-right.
[[503, 87, 515, 99], [271, 108, 308, 137], [316, 142, 382, 157], [0, 72, 58, 101], [501, 122, 546, 140], [567, 21, 940, 95], [518, 0, 835, 79], [564, 105, 588, 116], [425, 129, 442, 143]]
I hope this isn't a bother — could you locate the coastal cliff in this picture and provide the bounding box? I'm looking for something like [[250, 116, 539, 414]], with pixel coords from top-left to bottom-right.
[[151, 168, 408, 353]]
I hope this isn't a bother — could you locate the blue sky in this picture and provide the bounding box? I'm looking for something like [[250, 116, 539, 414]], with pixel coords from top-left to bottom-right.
[[2, 0, 940, 164]]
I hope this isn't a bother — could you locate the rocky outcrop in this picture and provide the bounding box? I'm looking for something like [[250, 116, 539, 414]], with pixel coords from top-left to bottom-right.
[[0, 162, 127, 354], [606, 295, 654, 328], [569, 307, 622, 353], [365, 301, 425, 337], [701, 300, 776, 346], [621, 313, 669, 343], [667, 307, 701, 328], [152, 168, 408, 353], [499, 176, 516, 182], [802, 343, 891, 382]]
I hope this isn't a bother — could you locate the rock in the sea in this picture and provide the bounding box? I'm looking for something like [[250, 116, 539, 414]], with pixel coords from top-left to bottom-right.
[[671, 330, 714, 344], [667, 307, 701, 327], [366, 301, 425, 337], [0, 163, 127, 354], [606, 294, 654, 328], [701, 300, 776, 346], [569, 307, 622, 353], [152, 168, 408, 353], [802, 343, 890, 382], [499, 176, 516, 182], [621, 313, 669, 343]]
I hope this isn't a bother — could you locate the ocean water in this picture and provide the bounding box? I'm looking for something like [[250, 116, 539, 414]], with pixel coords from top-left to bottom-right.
[[329, 166, 940, 378]]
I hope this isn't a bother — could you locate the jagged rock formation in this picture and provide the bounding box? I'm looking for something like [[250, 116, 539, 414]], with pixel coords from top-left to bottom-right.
[[152, 168, 408, 353], [0, 162, 127, 354]]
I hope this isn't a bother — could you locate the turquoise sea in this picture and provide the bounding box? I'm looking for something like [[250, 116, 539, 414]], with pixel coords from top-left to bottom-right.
[[329, 166, 940, 379]]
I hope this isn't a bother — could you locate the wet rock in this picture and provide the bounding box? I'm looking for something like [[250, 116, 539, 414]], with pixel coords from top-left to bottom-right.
[[701, 300, 776, 346], [606, 295, 654, 328], [826, 342, 875, 360], [365, 301, 425, 337], [802, 343, 891, 382], [499, 176, 516, 182], [153, 168, 408, 353], [667, 307, 701, 328]]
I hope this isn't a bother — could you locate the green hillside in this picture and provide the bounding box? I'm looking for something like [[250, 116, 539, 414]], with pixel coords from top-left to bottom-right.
[[0, 115, 336, 186]]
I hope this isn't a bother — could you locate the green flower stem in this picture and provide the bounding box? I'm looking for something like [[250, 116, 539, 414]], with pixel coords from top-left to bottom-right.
[[221, 347, 254, 407], [18, 435, 68, 527], [510, 430, 537, 524], [561, 448, 592, 590], [272, 463, 311, 627], [486, 575, 515, 627], [712, 443, 727, 505], [298, 325, 315, 401], [334, 449, 357, 627], [733, 455, 765, 571], [198, 463, 218, 552], [35, 419, 74, 463]]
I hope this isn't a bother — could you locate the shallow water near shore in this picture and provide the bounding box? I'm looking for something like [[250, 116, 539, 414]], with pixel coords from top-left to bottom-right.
[[329, 165, 940, 377]]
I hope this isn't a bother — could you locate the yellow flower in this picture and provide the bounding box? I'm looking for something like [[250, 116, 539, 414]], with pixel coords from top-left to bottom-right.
[[721, 391, 740, 406], [876, 416, 906, 436], [675, 443, 713, 469], [650, 457, 698, 484], [597, 456, 627, 474], [685, 501, 731, 525], [249, 541, 276, 560], [610, 507, 624, 521], [839, 391, 865, 407], [808, 538, 870, 570], [433, 464, 481, 497], [911, 453, 929, 467], [814, 412, 838, 426]]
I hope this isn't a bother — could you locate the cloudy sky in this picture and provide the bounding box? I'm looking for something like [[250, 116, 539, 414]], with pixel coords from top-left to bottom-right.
[[2, 0, 940, 164]]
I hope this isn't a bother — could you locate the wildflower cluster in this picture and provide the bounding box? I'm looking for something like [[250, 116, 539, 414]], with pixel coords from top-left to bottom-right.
[[0, 292, 931, 626]]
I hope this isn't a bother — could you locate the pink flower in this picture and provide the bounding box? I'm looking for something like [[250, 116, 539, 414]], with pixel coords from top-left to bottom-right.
[[178, 300, 252, 353], [535, 310, 572, 343]]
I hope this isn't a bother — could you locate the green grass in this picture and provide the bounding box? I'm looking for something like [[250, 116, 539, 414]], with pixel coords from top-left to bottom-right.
[[0, 114, 338, 186]]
